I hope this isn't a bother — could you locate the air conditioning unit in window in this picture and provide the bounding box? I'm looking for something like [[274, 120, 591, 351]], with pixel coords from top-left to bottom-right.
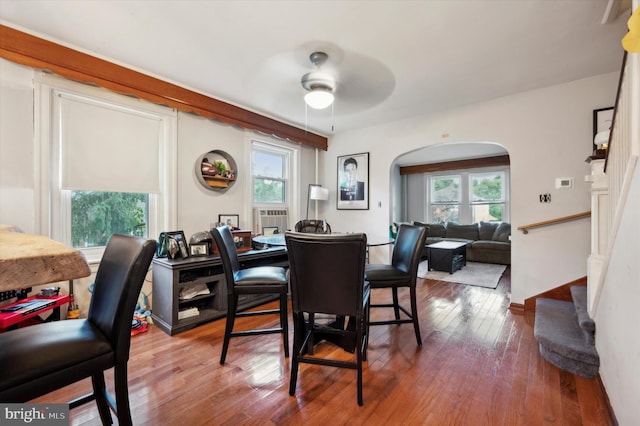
[[253, 208, 290, 235]]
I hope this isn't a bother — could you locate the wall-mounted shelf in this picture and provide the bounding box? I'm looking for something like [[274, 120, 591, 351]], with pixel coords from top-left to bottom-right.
[[196, 150, 237, 191]]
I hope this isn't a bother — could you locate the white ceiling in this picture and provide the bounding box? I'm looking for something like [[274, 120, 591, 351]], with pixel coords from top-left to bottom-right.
[[0, 0, 630, 164]]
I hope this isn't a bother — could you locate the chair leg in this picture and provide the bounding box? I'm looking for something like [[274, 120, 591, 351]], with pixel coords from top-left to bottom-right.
[[289, 312, 303, 396], [220, 294, 238, 365], [410, 286, 422, 346], [91, 373, 113, 426], [280, 292, 289, 357], [362, 301, 370, 362], [306, 313, 315, 355], [113, 363, 133, 426], [356, 320, 364, 406], [392, 288, 400, 320]]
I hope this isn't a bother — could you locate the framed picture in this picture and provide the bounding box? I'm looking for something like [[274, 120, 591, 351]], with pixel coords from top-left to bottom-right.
[[218, 214, 239, 229], [189, 243, 209, 257], [157, 230, 189, 259], [262, 226, 279, 236], [593, 107, 613, 152], [337, 152, 369, 210]]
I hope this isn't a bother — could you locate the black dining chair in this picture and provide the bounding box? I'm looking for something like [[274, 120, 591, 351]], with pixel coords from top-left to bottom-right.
[[294, 219, 331, 234], [364, 224, 428, 346], [285, 231, 370, 406], [210, 226, 289, 365], [0, 234, 156, 426]]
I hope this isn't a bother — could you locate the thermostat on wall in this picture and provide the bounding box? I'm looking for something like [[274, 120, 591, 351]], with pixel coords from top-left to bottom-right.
[[555, 177, 574, 188]]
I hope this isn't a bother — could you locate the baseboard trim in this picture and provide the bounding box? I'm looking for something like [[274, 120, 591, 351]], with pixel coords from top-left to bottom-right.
[[596, 374, 619, 425], [523, 276, 587, 313], [509, 303, 525, 314]]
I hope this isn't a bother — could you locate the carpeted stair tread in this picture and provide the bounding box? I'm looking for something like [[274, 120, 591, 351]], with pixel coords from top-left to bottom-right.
[[570, 286, 595, 335], [538, 343, 599, 379], [534, 298, 599, 378]]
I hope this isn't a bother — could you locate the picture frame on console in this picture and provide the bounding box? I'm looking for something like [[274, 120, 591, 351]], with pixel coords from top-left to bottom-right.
[[337, 152, 369, 210], [218, 214, 240, 229], [157, 230, 189, 259], [189, 243, 209, 257]]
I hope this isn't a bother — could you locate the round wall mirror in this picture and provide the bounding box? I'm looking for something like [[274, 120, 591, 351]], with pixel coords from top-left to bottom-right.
[[195, 150, 237, 191]]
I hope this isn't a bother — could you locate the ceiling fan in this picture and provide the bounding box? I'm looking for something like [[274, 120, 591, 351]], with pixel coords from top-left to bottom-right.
[[300, 51, 336, 110], [245, 44, 395, 134]]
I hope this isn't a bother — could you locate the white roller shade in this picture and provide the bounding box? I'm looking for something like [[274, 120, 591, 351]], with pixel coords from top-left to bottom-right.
[[58, 92, 162, 193]]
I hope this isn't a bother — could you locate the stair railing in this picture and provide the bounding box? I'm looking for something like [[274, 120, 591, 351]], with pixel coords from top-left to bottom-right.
[[517, 211, 591, 235], [588, 49, 639, 314]]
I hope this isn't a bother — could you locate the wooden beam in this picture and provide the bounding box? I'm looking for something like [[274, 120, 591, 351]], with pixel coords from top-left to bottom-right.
[[399, 155, 510, 175], [0, 25, 328, 150]]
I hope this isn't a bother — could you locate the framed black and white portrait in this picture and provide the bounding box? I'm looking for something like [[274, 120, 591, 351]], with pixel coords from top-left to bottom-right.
[[337, 152, 369, 210]]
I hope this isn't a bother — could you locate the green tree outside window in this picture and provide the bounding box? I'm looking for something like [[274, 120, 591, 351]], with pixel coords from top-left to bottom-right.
[[71, 191, 147, 248]]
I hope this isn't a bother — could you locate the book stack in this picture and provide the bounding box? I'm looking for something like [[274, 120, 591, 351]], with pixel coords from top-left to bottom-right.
[[178, 307, 200, 320]]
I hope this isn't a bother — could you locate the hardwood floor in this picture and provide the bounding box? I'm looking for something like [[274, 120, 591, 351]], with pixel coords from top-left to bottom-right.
[[31, 267, 614, 425]]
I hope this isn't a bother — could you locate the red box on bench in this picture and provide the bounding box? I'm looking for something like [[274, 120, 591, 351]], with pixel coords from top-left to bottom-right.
[[0, 294, 69, 331]]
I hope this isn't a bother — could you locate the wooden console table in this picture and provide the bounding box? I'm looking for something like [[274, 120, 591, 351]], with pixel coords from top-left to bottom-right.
[[151, 247, 288, 335]]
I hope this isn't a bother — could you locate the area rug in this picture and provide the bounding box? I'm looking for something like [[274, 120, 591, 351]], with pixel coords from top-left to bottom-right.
[[417, 260, 507, 289]]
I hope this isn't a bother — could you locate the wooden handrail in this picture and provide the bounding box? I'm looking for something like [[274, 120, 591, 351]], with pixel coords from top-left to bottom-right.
[[517, 211, 591, 234]]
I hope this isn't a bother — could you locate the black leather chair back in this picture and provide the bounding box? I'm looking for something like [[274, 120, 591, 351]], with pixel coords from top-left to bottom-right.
[[286, 232, 367, 317], [89, 234, 157, 363], [210, 226, 241, 290], [391, 224, 428, 279], [294, 219, 331, 234]]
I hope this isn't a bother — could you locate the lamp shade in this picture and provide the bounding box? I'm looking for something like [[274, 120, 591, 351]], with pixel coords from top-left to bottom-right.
[[594, 130, 610, 148], [309, 186, 329, 201], [304, 89, 334, 110]]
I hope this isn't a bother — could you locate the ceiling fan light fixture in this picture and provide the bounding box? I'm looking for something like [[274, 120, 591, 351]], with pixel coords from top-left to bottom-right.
[[304, 87, 334, 109], [301, 52, 336, 110]]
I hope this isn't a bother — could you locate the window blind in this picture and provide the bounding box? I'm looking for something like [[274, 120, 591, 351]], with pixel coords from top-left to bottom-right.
[[57, 92, 162, 193]]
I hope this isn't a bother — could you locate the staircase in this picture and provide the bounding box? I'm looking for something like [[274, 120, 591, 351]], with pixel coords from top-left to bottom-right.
[[534, 286, 599, 378]]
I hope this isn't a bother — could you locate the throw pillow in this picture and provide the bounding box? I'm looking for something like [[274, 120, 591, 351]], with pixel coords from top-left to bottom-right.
[[479, 221, 499, 240], [493, 222, 511, 242], [427, 223, 446, 238], [446, 222, 479, 240]]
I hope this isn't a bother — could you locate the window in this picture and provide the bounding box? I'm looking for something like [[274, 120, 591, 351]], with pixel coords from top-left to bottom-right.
[[70, 191, 148, 248], [429, 175, 461, 223], [36, 74, 176, 262], [251, 141, 290, 205], [470, 171, 505, 223], [426, 168, 509, 224]]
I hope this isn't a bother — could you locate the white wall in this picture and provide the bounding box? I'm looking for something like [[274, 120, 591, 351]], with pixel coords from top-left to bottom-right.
[[318, 72, 619, 304], [0, 60, 35, 233]]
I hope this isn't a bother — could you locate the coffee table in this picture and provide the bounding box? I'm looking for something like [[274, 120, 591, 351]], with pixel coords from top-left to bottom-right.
[[427, 241, 468, 274]]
